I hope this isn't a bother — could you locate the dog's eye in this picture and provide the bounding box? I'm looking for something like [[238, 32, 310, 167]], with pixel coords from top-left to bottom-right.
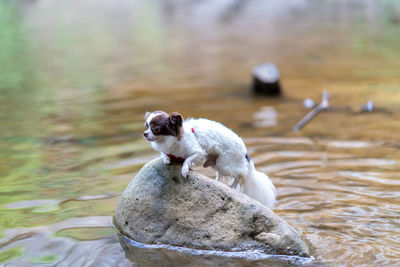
[[152, 126, 160, 134], [144, 122, 149, 129]]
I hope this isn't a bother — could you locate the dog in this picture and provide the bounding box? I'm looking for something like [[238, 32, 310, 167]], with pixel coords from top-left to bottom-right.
[[143, 111, 276, 209]]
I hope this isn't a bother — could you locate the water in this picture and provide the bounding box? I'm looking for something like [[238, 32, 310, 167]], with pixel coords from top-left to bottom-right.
[[1, 0, 400, 266]]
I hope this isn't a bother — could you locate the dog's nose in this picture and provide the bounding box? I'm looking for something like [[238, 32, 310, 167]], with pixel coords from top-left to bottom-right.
[[143, 132, 149, 138]]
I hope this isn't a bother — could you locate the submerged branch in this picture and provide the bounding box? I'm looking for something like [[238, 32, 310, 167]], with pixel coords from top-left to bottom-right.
[[293, 90, 330, 131]]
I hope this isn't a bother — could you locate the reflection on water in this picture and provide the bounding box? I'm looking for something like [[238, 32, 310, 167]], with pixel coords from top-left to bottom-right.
[[1, 0, 400, 266]]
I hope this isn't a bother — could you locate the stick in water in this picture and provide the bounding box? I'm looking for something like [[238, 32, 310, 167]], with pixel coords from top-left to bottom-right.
[[293, 90, 330, 131]]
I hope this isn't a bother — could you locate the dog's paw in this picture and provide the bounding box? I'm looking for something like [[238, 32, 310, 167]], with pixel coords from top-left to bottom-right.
[[181, 165, 190, 178], [161, 154, 171, 165], [163, 157, 171, 165]]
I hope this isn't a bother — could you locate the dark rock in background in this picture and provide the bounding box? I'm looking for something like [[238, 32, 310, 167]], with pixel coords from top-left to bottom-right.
[[252, 63, 282, 96]]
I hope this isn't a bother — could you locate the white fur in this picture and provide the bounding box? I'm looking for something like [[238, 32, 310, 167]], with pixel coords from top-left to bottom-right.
[[145, 113, 277, 209]]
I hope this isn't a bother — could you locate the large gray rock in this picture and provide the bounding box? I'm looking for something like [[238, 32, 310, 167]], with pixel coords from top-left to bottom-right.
[[114, 158, 310, 257]]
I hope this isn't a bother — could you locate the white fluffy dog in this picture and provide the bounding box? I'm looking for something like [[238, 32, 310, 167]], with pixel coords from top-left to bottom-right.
[[143, 111, 276, 209]]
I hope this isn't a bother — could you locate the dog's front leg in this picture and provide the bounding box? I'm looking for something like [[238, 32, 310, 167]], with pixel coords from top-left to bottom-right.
[[182, 152, 206, 178]]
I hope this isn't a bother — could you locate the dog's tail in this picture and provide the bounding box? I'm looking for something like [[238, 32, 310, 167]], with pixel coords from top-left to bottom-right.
[[243, 159, 277, 209]]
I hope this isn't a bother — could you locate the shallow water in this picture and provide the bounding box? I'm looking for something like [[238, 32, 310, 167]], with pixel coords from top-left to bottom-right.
[[1, 0, 400, 266]]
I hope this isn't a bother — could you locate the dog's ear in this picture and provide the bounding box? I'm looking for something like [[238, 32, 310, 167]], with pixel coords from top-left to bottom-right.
[[145, 112, 151, 119], [169, 112, 183, 126]]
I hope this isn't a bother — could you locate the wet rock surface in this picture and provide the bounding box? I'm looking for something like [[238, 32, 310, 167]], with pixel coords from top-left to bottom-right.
[[114, 158, 310, 258]]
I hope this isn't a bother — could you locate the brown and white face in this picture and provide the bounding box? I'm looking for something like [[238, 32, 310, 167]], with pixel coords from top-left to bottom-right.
[[143, 111, 183, 142]]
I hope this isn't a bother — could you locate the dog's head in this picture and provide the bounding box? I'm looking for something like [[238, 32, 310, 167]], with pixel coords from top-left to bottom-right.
[[143, 111, 183, 142]]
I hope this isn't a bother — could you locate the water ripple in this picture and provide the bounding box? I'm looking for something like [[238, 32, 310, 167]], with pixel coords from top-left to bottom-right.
[[340, 171, 400, 186]]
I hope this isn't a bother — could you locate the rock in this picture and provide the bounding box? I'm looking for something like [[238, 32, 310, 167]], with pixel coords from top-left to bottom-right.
[[303, 98, 315, 109], [252, 63, 282, 96], [361, 100, 374, 112], [114, 158, 310, 258]]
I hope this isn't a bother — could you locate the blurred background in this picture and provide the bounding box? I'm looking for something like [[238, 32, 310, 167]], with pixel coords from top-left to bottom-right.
[[1, 0, 400, 265]]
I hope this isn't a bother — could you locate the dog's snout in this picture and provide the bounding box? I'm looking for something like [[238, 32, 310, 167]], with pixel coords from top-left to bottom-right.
[[143, 132, 149, 138]]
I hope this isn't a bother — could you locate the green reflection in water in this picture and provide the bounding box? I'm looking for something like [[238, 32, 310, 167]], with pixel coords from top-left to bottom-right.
[[55, 227, 115, 241], [353, 0, 400, 60], [0, 0, 122, 234], [29, 254, 58, 264], [0, 137, 46, 233], [0, 2, 30, 91], [0, 246, 24, 263]]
